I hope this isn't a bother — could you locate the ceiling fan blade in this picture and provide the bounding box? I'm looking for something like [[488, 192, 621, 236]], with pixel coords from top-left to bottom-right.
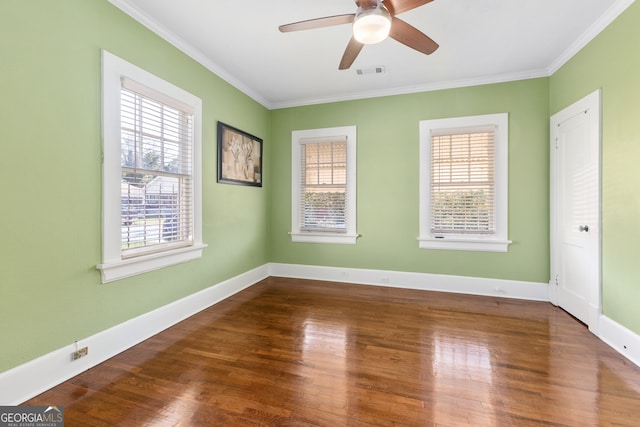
[[339, 37, 364, 70], [279, 14, 355, 33], [385, 0, 434, 16], [389, 17, 438, 55]]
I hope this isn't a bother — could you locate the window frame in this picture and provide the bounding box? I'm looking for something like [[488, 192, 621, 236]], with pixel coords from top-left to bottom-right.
[[418, 113, 511, 252], [290, 126, 358, 244], [98, 50, 206, 283]]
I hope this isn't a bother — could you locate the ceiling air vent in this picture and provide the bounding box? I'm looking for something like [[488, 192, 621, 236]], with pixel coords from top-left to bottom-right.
[[356, 66, 385, 75]]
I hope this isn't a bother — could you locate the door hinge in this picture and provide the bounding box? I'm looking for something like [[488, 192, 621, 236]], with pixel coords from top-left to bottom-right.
[[554, 137, 559, 150], [554, 274, 559, 286]]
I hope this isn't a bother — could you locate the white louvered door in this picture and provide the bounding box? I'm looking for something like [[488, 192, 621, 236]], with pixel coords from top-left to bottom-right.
[[550, 90, 601, 330]]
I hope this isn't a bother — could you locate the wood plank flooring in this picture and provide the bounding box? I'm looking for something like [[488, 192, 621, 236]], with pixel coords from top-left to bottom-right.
[[25, 277, 640, 426]]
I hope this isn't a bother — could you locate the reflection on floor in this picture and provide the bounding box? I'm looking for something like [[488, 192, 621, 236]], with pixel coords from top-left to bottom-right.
[[26, 277, 640, 426]]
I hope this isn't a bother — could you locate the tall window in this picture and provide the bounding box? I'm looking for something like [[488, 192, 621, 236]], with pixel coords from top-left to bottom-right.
[[291, 126, 358, 244], [99, 51, 206, 283], [419, 114, 511, 252], [120, 78, 193, 256], [300, 138, 347, 232], [430, 127, 495, 235]]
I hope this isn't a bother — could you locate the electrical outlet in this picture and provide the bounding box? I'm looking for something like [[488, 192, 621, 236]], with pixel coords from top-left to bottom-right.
[[72, 346, 89, 361]]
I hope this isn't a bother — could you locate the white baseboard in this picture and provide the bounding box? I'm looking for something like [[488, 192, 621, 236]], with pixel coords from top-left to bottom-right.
[[0, 264, 269, 405], [599, 315, 640, 368], [4, 262, 639, 405], [268, 263, 550, 301], [270, 263, 640, 368]]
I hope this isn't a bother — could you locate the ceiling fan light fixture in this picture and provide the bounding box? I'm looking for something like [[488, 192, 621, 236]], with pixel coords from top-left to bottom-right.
[[353, 4, 392, 45]]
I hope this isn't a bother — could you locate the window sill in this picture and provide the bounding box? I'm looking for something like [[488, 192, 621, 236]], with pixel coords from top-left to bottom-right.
[[290, 232, 359, 245], [97, 243, 207, 283], [417, 237, 511, 252]]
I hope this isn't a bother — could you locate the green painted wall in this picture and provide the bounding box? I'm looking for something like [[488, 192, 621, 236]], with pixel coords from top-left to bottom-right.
[[0, 0, 269, 372], [2, 0, 638, 377], [269, 79, 550, 283], [550, 1, 640, 335]]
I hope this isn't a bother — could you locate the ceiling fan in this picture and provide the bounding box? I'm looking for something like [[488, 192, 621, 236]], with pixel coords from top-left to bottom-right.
[[279, 0, 439, 70]]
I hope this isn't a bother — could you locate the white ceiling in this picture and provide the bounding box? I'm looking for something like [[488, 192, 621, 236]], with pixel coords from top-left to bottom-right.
[[109, 0, 633, 109]]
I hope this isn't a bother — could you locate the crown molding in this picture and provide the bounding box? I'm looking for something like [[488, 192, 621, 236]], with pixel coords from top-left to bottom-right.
[[269, 68, 551, 109], [547, 0, 636, 75], [109, 0, 635, 110], [107, 0, 272, 109]]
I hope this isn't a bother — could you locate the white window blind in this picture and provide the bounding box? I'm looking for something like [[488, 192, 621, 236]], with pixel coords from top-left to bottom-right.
[[120, 77, 194, 257], [299, 136, 347, 232], [430, 125, 495, 235]]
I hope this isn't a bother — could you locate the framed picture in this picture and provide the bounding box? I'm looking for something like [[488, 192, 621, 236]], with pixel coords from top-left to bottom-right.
[[217, 122, 263, 187]]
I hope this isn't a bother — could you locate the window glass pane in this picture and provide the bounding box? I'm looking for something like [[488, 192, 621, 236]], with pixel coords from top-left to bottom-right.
[[301, 140, 347, 231], [120, 87, 193, 257], [430, 131, 495, 234]]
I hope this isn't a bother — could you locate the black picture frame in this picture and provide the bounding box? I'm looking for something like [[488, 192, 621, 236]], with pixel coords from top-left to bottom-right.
[[217, 122, 263, 187]]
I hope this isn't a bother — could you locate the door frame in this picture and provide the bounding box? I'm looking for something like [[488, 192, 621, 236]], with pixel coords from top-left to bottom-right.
[[549, 89, 602, 334]]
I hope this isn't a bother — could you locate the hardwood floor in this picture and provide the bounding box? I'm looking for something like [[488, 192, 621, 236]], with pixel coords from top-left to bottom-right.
[[25, 277, 640, 426]]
